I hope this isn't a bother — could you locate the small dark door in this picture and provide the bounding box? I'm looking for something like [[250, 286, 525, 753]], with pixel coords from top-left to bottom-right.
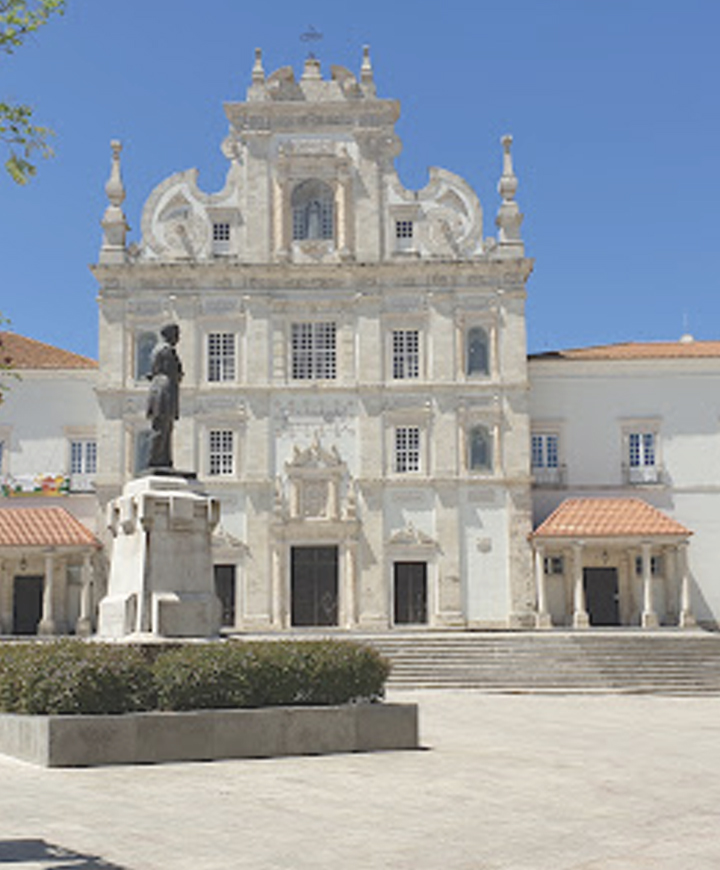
[[13, 576, 43, 635], [291, 546, 339, 627], [214, 565, 236, 627], [394, 562, 428, 625], [584, 567, 620, 626]]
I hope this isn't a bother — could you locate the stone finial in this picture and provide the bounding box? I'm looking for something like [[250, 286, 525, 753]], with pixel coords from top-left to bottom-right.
[[495, 134, 524, 255], [105, 140, 125, 207], [302, 55, 322, 81], [252, 47, 265, 84], [100, 139, 129, 264], [361, 45, 376, 95]]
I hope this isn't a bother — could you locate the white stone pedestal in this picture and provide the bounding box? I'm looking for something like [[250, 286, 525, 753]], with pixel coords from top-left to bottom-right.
[[98, 474, 221, 638]]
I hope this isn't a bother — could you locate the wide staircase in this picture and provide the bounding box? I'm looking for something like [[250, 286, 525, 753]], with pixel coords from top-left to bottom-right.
[[353, 630, 720, 693]]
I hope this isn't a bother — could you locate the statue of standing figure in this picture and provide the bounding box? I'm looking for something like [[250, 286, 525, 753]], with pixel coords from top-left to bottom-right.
[[146, 324, 183, 469]]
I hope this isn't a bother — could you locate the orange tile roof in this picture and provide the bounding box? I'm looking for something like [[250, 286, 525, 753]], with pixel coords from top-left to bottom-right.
[[532, 498, 691, 539], [0, 507, 100, 548], [0, 332, 97, 370], [529, 339, 720, 361]]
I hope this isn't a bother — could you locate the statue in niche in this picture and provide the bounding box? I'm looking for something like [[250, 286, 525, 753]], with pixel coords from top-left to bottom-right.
[[146, 323, 183, 469]]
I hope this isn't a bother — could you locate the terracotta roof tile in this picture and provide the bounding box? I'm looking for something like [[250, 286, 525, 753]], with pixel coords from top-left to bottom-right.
[[0, 507, 100, 548], [529, 340, 720, 361], [532, 498, 691, 539], [0, 332, 97, 370]]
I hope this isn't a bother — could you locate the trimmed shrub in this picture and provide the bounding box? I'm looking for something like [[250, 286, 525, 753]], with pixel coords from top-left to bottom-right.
[[152, 641, 390, 711], [0, 640, 156, 715], [0, 639, 390, 715]]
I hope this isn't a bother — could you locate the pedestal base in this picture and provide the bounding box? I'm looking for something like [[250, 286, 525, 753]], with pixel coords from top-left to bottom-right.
[[98, 475, 221, 639]]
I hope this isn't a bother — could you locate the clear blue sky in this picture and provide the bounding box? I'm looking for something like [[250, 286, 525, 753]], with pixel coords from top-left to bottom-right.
[[2, 0, 719, 359]]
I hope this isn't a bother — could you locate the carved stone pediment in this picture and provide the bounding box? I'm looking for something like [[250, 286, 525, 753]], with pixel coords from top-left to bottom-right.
[[212, 526, 248, 553], [287, 438, 343, 472], [388, 522, 438, 549]]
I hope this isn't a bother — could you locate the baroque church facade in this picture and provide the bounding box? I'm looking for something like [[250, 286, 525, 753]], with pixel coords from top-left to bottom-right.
[[1, 49, 709, 636], [92, 49, 537, 632]]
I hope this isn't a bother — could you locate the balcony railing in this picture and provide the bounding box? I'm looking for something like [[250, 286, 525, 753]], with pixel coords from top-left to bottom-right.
[[531, 464, 567, 487], [622, 464, 663, 485]]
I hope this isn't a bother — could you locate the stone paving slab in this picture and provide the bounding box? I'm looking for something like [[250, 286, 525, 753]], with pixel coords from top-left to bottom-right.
[[1, 691, 719, 869]]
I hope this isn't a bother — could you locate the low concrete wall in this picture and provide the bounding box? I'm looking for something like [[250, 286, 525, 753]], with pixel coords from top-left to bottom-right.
[[0, 703, 418, 767]]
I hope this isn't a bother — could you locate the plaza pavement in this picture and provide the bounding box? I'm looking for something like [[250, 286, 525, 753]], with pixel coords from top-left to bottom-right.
[[0, 690, 719, 869]]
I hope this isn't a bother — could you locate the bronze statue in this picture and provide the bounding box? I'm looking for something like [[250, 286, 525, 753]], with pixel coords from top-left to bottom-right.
[[146, 324, 183, 469]]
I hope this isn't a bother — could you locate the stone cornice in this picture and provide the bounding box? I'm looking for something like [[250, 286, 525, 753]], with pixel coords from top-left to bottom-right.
[[92, 258, 534, 295]]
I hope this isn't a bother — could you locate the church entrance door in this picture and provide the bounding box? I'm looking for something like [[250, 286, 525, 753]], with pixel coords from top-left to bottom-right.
[[394, 562, 428, 625], [583, 567, 620, 626], [13, 576, 43, 635], [214, 565, 236, 627], [291, 546, 339, 627]]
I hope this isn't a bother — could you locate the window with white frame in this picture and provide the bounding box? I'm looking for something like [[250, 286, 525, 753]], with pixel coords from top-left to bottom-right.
[[207, 332, 236, 382], [292, 180, 334, 241], [69, 439, 97, 491], [394, 219, 414, 252], [392, 329, 420, 379], [212, 222, 231, 255], [291, 322, 336, 380], [532, 433, 559, 469], [468, 425, 493, 471], [626, 429, 658, 483], [209, 430, 234, 476], [395, 426, 420, 473], [466, 326, 489, 376]]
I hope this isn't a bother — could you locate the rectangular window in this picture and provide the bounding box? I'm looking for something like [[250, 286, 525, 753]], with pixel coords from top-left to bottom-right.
[[532, 433, 559, 468], [207, 332, 236, 382], [291, 322, 336, 380], [69, 439, 97, 492], [209, 430, 234, 476], [395, 426, 420, 473], [392, 329, 420, 379], [629, 432, 655, 467], [395, 220, 413, 239], [212, 222, 231, 254]]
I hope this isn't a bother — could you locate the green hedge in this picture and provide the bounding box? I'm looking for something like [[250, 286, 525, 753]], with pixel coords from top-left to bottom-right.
[[0, 639, 390, 715]]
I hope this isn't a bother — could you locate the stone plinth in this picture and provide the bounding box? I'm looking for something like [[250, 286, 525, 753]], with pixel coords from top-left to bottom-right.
[[98, 475, 221, 638]]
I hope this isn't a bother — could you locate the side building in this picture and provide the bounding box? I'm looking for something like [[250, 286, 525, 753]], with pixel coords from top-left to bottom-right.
[[92, 50, 536, 631], [529, 339, 719, 629], [0, 333, 101, 635]]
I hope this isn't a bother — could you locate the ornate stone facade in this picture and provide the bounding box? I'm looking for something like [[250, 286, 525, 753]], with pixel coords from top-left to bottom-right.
[[92, 49, 535, 630]]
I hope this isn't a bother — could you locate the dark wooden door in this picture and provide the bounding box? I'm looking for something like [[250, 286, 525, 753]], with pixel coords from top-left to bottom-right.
[[291, 546, 339, 627], [394, 562, 428, 625], [584, 567, 620, 626], [13, 575, 43, 635], [214, 565, 236, 627]]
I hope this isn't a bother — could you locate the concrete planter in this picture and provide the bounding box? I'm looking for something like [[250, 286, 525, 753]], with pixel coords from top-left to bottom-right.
[[0, 702, 418, 767]]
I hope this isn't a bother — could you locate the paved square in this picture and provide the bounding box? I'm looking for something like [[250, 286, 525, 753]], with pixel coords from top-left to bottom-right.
[[1, 691, 719, 869]]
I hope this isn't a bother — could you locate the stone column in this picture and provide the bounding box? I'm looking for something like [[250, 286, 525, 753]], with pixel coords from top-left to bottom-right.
[[534, 544, 551, 628], [0, 559, 11, 634], [38, 550, 56, 635], [76, 553, 94, 637], [234, 564, 243, 630], [274, 169, 291, 260], [641, 541, 659, 628], [337, 166, 353, 259], [572, 541, 589, 628], [342, 541, 357, 629], [678, 541, 696, 628], [270, 544, 283, 629]]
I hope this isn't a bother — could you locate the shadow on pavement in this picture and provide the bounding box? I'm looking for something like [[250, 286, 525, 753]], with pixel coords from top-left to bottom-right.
[[0, 839, 128, 868]]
